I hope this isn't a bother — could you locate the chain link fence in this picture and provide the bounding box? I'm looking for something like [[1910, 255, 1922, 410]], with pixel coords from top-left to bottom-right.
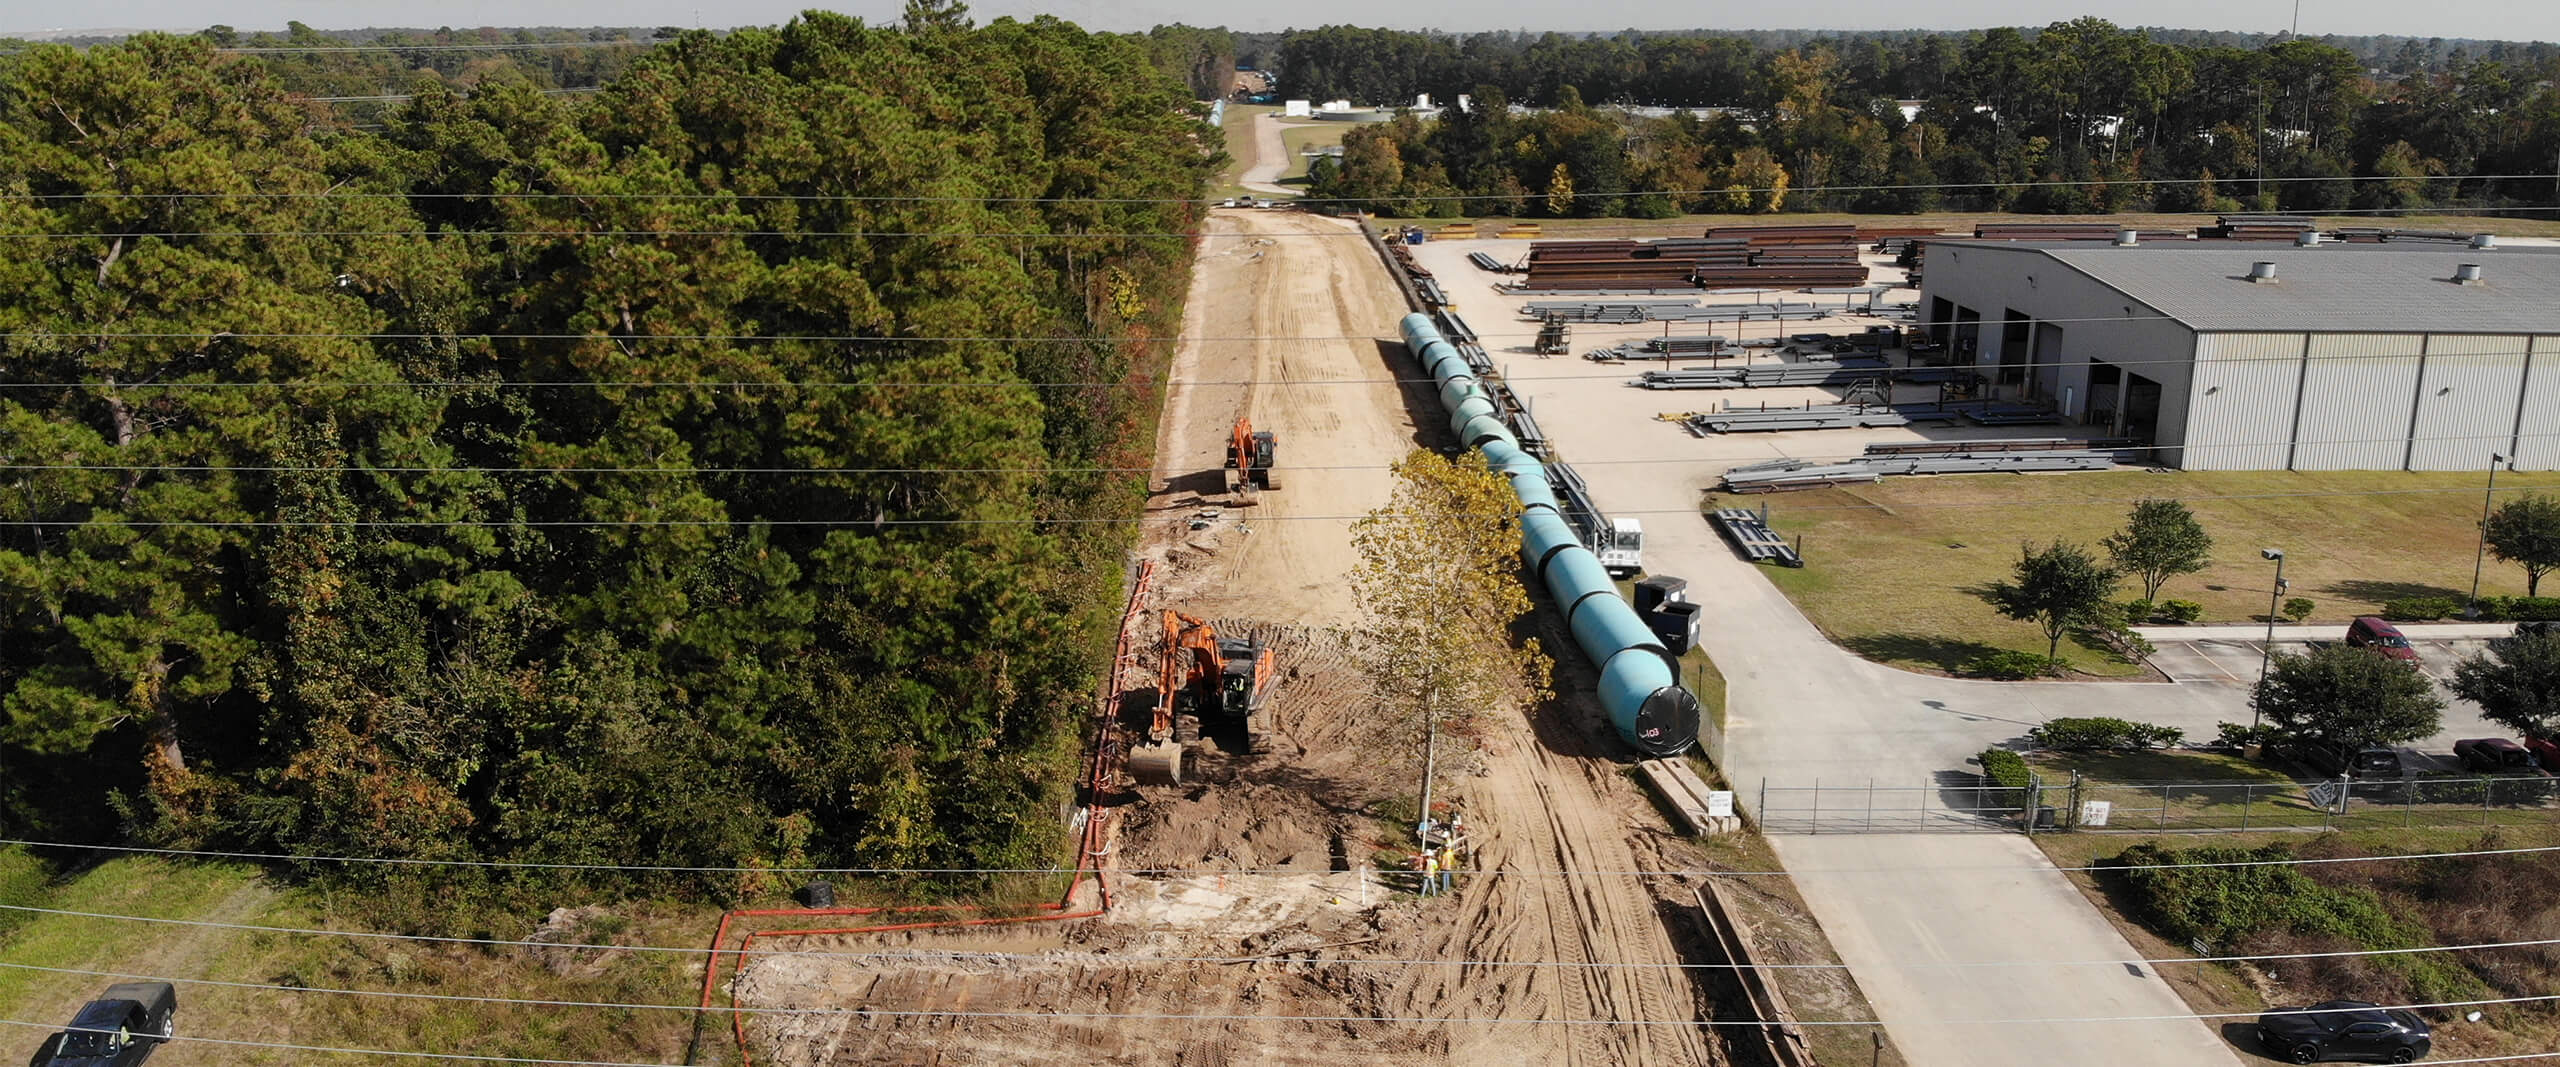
[[1757, 771, 2560, 834]]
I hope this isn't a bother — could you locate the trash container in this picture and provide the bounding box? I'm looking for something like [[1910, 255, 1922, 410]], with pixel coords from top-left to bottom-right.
[[796, 881, 836, 908]]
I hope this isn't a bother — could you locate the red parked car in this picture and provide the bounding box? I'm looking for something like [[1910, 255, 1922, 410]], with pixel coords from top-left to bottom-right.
[[2454, 738, 2544, 774], [2345, 616, 2421, 666]]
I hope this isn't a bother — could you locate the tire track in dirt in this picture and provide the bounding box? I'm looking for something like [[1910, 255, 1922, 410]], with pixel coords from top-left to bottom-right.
[[1476, 735, 1714, 1067]]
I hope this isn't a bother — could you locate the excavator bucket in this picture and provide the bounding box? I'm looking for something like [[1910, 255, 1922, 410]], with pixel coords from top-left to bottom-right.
[[1128, 741, 1183, 785]]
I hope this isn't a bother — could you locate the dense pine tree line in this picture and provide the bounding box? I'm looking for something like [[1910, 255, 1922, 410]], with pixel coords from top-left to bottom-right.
[[0, 12, 1215, 895], [1281, 19, 2560, 218]]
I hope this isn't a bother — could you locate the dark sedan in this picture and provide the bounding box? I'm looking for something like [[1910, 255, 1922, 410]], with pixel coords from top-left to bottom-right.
[[2256, 1001, 2431, 1063]]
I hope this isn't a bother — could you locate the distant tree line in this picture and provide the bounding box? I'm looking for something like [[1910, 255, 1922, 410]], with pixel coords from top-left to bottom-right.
[[0, 11, 1215, 897], [1275, 19, 2560, 218]]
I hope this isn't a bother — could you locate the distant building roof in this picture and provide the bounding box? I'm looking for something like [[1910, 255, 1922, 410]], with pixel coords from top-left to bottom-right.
[[1940, 241, 2560, 334]]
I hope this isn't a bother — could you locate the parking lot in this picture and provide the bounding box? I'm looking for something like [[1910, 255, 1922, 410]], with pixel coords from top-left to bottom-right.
[[2135, 625, 2518, 774]]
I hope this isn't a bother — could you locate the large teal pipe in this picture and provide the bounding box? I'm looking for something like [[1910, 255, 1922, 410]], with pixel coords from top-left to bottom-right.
[[1397, 312, 1698, 757]]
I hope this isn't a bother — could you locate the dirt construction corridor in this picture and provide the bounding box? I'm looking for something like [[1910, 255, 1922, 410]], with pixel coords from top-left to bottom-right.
[[727, 209, 1745, 1065]]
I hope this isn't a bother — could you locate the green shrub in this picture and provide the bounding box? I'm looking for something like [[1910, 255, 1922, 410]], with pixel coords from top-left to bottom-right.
[[2282, 597, 2315, 622], [2214, 721, 2282, 750], [2122, 598, 2156, 622], [2484, 596, 2560, 621], [2110, 843, 2487, 1003], [2159, 599, 2204, 623], [2028, 716, 2185, 750], [1959, 650, 2067, 679], [1977, 747, 2034, 810], [2381, 596, 2460, 621]]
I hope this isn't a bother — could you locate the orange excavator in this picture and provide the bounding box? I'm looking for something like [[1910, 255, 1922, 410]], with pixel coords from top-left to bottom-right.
[[1127, 609, 1278, 785], [1225, 417, 1279, 495]]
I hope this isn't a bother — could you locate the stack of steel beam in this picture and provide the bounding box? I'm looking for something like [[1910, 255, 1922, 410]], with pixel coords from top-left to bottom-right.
[[1710, 508, 1803, 567], [2203, 214, 2316, 241], [1518, 231, 1872, 291], [1631, 363, 1958, 390], [1972, 222, 2123, 241], [1466, 250, 1517, 272], [1720, 441, 2116, 491]]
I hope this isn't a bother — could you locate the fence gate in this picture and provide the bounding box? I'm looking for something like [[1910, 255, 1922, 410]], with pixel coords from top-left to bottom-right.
[[1755, 774, 2042, 833]]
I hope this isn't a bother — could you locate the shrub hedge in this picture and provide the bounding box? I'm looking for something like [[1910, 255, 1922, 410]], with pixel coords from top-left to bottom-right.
[[2027, 716, 2184, 750]]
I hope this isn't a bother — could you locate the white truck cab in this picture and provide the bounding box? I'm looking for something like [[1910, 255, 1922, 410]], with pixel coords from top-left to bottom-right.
[[1596, 517, 1644, 576]]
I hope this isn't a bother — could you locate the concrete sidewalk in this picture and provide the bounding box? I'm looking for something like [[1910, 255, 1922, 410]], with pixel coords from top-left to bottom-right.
[[2136, 621, 2520, 642], [1775, 835, 2242, 1067]]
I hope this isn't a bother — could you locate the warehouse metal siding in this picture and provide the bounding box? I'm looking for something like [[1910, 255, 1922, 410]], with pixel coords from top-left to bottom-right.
[[2408, 335, 2531, 471], [2292, 333, 2425, 470], [2182, 333, 2305, 471], [2519, 337, 2560, 469]]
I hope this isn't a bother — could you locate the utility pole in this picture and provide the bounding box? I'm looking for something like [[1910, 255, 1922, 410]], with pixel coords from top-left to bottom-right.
[[2255, 548, 2286, 729], [2467, 453, 2509, 618], [2291, 0, 2301, 38], [1416, 684, 1440, 843]]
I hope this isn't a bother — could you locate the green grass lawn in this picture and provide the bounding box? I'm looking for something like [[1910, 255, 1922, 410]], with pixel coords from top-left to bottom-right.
[[0, 847, 720, 1065], [2029, 747, 2560, 833], [1212, 103, 1275, 199], [1274, 119, 1349, 183], [1749, 469, 2560, 676], [1366, 210, 2560, 239]]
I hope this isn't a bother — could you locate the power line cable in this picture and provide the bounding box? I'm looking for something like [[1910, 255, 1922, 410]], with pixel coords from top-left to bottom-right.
[[10, 480, 2560, 527], [3, 836, 2553, 878], [303, 87, 604, 103], [5, 172, 2558, 205], [4, 990, 2557, 1031], [12, 307, 2560, 353], [11, 426, 2560, 478], [14, 207, 2560, 241], [8, 931, 2558, 980]]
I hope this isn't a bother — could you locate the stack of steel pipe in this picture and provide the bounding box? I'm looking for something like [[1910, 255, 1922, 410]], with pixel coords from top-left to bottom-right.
[[2202, 214, 2316, 241], [1972, 222, 2123, 241], [1400, 311, 1698, 757]]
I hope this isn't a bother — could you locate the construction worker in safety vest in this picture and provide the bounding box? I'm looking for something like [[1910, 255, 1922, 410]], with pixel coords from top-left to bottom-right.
[[1420, 850, 1440, 896], [1439, 844, 1458, 893]]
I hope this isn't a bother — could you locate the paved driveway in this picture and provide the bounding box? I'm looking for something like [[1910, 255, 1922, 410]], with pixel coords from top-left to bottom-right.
[[1776, 835, 2245, 1067]]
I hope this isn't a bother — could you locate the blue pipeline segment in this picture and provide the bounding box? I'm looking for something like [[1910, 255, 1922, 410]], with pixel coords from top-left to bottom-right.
[[1398, 313, 1698, 757]]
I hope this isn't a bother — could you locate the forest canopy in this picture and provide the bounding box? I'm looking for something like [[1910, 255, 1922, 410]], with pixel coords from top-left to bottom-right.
[[0, 12, 1216, 890], [1273, 20, 2560, 218]]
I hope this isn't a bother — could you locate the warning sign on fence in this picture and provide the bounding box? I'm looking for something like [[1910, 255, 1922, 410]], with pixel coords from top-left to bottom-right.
[[2079, 800, 2112, 827]]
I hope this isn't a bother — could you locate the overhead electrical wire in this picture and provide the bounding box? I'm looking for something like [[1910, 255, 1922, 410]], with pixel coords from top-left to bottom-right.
[[9, 425, 2560, 479], [11, 481, 2560, 526], [0, 984, 2554, 1031], [8, 933, 2559, 978], [6, 338, 2559, 381], [11, 205, 2560, 240], [4, 836, 2553, 878], [3, 172, 2556, 205]]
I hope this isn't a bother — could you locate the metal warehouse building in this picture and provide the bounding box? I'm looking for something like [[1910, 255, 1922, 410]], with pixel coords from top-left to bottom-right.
[[1916, 240, 2560, 470]]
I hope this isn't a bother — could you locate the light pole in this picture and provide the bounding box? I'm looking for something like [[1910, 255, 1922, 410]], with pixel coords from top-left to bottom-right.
[[2467, 452, 2509, 618], [2254, 548, 2286, 729]]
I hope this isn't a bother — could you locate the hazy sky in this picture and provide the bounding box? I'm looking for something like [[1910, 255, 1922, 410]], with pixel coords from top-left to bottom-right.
[[10, 0, 2556, 43]]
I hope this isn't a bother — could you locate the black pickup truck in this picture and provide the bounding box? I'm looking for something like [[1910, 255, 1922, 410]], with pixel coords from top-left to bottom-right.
[[25, 983, 176, 1067]]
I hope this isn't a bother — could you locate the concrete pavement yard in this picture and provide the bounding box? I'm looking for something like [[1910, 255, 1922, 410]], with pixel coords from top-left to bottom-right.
[[1774, 834, 2243, 1067], [1397, 237, 2258, 1065]]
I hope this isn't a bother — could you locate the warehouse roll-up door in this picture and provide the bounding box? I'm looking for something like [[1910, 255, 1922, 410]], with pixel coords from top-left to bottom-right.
[[2407, 334, 2527, 471], [2292, 333, 2423, 470], [2181, 333, 2304, 470]]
